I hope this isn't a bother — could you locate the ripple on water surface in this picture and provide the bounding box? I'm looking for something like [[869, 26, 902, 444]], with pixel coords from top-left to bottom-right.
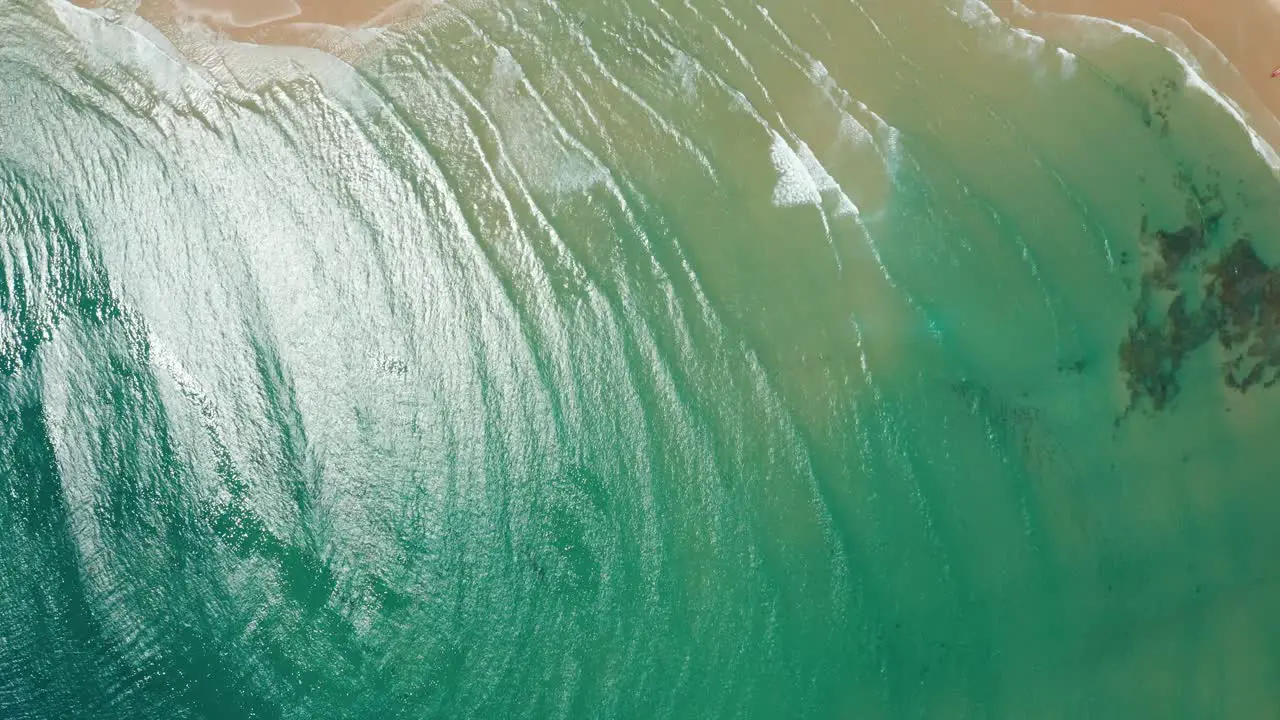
[[3, 0, 1280, 717]]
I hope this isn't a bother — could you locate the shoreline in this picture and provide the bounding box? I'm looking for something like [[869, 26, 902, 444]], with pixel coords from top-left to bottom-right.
[[997, 0, 1280, 163], [66, 0, 1280, 172], [68, 0, 441, 56]]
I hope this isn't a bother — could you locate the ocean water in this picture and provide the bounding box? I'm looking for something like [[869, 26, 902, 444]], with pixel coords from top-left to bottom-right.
[[4, 0, 1280, 716]]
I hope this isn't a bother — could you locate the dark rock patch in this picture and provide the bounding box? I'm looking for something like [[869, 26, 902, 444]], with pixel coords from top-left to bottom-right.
[[1119, 174, 1280, 414]]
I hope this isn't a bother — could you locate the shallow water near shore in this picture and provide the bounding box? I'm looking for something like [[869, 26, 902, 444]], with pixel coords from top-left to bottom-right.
[[5, 0, 1280, 717]]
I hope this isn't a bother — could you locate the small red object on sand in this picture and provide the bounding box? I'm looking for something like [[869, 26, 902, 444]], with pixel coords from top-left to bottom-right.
[[1272, 67, 1280, 78]]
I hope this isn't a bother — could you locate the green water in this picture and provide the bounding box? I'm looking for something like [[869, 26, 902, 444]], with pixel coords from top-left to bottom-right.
[[4, 0, 1280, 716]]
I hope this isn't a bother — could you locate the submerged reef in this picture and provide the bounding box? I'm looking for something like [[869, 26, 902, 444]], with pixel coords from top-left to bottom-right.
[[1120, 166, 1280, 413]]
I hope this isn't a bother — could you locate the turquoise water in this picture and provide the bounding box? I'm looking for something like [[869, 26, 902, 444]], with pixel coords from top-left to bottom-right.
[[4, 0, 1280, 716]]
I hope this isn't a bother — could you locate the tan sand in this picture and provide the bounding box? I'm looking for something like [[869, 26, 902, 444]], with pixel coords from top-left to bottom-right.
[[995, 0, 1280, 152], [69, 0, 439, 51], [70, 0, 1280, 144]]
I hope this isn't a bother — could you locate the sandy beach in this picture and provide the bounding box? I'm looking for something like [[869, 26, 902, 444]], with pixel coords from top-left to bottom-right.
[[999, 0, 1280, 153], [70, 0, 436, 49], [71, 0, 1280, 149]]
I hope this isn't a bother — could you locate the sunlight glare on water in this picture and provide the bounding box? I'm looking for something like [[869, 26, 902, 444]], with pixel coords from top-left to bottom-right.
[[4, 0, 1280, 716]]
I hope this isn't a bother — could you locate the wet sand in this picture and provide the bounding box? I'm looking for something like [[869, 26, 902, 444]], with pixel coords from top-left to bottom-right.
[[70, 0, 437, 50], [999, 0, 1280, 152], [71, 0, 1280, 153], [170, 0, 405, 27]]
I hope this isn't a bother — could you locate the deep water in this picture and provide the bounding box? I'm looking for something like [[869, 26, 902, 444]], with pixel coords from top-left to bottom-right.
[[4, 0, 1280, 717]]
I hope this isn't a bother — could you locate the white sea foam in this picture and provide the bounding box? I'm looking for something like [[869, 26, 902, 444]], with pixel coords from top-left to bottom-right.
[[807, 59, 839, 98], [796, 142, 859, 218], [768, 133, 863, 221], [770, 132, 821, 208], [949, 0, 1078, 80], [856, 104, 903, 174], [485, 47, 607, 199], [1003, 26, 1048, 68], [1056, 47, 1077, 78], [838, 113, 873, 147], [1061, 15, 1280, 175], [51, 0, 217, 107], [1180, 60, 1280, 174], [795, 143, 836, 194], [1056, 15, 1151, 45], [670, 50, 699, 102], [51, 0, 384, 119], [955, 0, 1001, 29], [201, 39, 386, 115]]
